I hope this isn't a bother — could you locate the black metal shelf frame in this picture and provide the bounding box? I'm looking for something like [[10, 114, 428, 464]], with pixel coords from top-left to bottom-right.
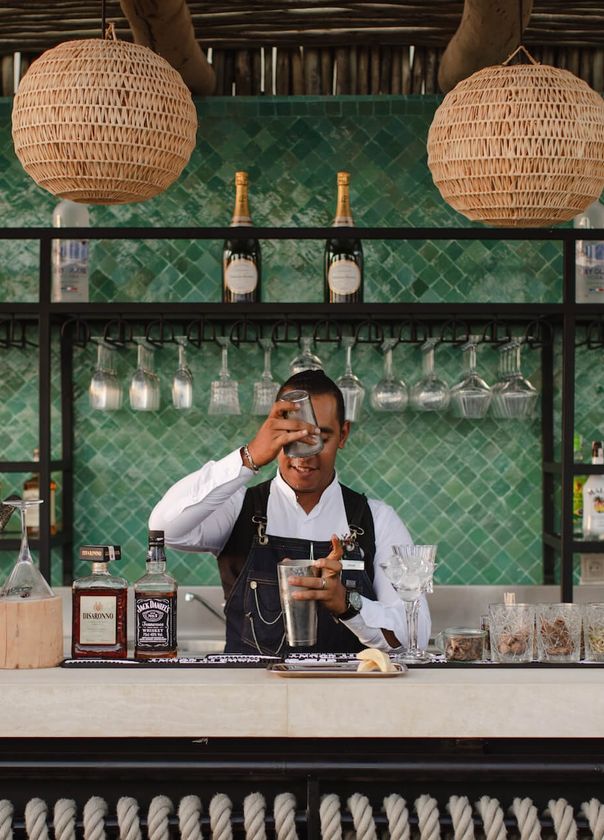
[[0, 223, 603, 595]]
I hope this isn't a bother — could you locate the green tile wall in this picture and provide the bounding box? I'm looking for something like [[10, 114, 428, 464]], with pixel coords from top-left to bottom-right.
[[0, 93, 586, 587]]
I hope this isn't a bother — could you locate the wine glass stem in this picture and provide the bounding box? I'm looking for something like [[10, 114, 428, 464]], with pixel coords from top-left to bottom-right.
[[422, 346, 435, 376], [221, 346, 229, 378], [263, 347, 272, 377], [383, 348, 393, 378], [405, 598, 421, 654], [18, 507, 30, 562], [345, 343, 353, 375]]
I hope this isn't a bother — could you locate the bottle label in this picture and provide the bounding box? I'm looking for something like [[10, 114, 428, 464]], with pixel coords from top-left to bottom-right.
[[79, 595, 117, 644], [135, 596, 176, 648], [328, 259, 361, 295], [225, 257, 258, 295], [52, 239, 89, 302], [576, 241, 604, 302], [23, 487, 39, 528]]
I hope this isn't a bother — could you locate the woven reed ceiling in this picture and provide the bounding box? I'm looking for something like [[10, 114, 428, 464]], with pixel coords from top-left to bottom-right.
[[1, 0, 603, 54]]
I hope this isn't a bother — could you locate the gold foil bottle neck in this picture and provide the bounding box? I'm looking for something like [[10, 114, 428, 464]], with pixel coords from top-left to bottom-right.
[[235, 171, 249, 186], [337, 171, 350, 186]]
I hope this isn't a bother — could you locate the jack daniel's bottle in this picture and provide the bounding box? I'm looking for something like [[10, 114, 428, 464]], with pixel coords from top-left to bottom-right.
[[222, 171, 261, 303], [324, 172, 364, 303], [134, 530, 177, 660]]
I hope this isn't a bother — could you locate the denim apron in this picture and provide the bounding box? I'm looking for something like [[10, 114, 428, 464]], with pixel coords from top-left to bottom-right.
[[218, 480, 377, 655]]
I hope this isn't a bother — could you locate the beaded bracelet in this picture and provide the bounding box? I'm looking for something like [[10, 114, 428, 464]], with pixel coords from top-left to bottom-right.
[[242, 444, 260, 473]]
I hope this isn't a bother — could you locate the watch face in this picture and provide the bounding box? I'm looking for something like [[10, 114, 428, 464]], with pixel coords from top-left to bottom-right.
[[348, 590, 363, 611]]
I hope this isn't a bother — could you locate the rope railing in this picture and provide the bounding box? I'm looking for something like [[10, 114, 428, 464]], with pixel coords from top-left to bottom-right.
[[3, 793, 604, 840]]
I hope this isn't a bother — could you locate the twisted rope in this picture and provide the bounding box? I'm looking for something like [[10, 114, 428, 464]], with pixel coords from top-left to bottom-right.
[[209, 794, 232, 840], [511, 798, 542, 840], [416, 795, 440, 840], [582, 800, 604, 840], [448, 797, 474, 840], [273, 793, 297, 840], [147, 797, 173, 840], [0, 800, 12, 840], [116, 797, 141, 840], [348, 793, 377, 840], [475, 796, 506, 840], [320, 794, 342, 840], [83, 797, 107, 840], [383, 794, 410, 840], [243, 793, 266, 840], [178, 796, 203, 840], [53, 800, 76, 840], [546, 799, 577, 840], [25, 799, 48, 840]]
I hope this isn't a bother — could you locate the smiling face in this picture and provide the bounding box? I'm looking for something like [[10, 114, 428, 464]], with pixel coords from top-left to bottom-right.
[[277, 392, 350, 512]]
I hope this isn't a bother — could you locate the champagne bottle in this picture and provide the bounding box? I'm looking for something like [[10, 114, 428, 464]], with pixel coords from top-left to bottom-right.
[[324, 171, 364, 303], [222, 171, 261, 303]]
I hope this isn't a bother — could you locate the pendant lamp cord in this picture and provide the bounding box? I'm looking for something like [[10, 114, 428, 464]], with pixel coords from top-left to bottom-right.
[[101, 0, 106, 38]]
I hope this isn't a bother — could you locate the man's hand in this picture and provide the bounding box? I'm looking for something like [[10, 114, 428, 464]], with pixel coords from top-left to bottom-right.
[[246, 399, 321, 468], [289, 535, 347, 616]]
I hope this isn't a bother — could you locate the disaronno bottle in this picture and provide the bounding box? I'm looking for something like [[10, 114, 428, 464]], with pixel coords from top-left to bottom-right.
[[134, 530, 177, 660], [23, 448, 57, 537], [222, 171, 261, 303], [324, 172, 364, 303], [72, 545, 128, 659]]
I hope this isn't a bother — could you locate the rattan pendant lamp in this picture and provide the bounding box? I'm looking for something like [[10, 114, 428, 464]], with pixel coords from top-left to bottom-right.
[[427, 7, 604, 227], [11, 14, 198, 205]]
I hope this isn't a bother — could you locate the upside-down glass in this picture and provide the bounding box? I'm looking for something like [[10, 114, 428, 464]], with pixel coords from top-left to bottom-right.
[[370, 339, 408, 412], [89, 340, 122, 411], [209, 336, 241, 416], [380, 544, 436, 663], [410, 338, 450, 412], [129, 341, 160, 411], [449, 336, 492, 419], [491, 339, 538, 420], [1, 499, 54, 600], [336, 337, 365, 422], [252, 338, 280, 415], [172, 336, 193, 410], [289, 336, 323, 375]]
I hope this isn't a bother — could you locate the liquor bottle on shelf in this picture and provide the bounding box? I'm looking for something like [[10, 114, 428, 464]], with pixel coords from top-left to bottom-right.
[[574, 198, 604, 304], [583, 441, 604, 540], [134, 530, 178, 660], [23, 448, 56, 537], [573, 433, 587, 536], [324, 171, 364, 303], [71, 545, 128, 659], [222, 171, 261, 303], [52, 199, 90, 303]]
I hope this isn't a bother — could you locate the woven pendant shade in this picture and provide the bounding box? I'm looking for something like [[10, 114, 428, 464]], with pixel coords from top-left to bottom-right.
[[427, 51, 604, 227], [11, 36, 198, 204]]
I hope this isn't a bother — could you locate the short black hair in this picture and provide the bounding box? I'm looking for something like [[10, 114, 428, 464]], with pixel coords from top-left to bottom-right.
[[277, 369, 345, 428]]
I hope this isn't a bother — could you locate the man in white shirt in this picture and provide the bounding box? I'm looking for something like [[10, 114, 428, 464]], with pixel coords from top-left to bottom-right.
[[149, 370, 430, 655]]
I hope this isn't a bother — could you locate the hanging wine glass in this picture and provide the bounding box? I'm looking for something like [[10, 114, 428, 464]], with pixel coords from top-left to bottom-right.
[[289, 336, 323, 375], [490, 342, 513, 419], [492, 339, 538, 420], [449, 336, 492, 419], [172, 336, 193, 410], [380, 544, 436, 663], [370, 339, 408, 412], [129, 340, 160, 411], [252, 338, 280, 415], [1, 499, 54, 599], [208, 336, 241, 416], [410, 338, 450, 412], [89, 339, 122, 411], [336, 336, 365, 422]]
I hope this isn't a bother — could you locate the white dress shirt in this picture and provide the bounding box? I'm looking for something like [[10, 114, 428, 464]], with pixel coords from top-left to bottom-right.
[[149, 447, 431, 651]]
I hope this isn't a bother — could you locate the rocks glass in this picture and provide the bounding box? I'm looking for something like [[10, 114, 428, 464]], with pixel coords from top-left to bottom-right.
[[536, 603, 582, 663], [583, 603, 604, 662], [488, 603, 535, 663]]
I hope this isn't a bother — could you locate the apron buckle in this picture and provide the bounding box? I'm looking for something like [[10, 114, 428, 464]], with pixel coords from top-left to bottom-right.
[[252, 514, 269, 546]]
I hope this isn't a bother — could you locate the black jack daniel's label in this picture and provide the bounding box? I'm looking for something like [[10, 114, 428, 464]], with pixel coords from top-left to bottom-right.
[[135, 596, 176, 649]]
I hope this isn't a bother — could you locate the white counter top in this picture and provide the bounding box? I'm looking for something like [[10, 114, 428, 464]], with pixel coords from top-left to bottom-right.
[[1, 664, 601, 740]]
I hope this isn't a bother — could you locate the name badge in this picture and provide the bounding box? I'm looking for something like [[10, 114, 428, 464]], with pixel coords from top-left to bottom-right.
[[341, 557, 365, 571]]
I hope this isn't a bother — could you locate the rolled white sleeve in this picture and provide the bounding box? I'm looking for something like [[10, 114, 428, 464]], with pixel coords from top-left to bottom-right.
[[339, 499, 431, 652], [148, 447, 255, 553]]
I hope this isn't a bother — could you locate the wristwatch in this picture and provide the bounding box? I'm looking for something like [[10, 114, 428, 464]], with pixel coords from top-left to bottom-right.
[[338, 589, 363, 621]]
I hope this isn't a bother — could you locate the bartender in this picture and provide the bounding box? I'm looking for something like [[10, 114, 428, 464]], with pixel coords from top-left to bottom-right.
[[149, 369, 430, 655]]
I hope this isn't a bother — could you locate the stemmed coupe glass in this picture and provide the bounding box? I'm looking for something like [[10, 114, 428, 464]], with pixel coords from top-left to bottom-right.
[[449, 335, 492, 419], [336, 336, 365, 422], [1, 499, 54, 599], [89, 340, 122, 411], [380, 544, 437, 663], [289, 336, 323, 375], [252, 338, 280, 415], [129, 340, 160, 411], [208, 336, 241, 416], [410, 338, 450, 412], [370, 339, 408, 412], [172, 336, 193, 410], [490, 339, 538, 420]]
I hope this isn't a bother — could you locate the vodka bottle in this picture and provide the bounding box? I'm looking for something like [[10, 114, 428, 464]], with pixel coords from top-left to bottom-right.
[[574, 198, 604, 303], [52, 199, 90, 302]]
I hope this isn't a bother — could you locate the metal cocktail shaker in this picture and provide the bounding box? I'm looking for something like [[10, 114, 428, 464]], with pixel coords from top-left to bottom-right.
[[280, 390, 324, 458]]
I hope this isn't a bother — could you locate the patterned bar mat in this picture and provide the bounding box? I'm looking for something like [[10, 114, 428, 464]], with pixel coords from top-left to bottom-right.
[[61, 654, 281, 668]]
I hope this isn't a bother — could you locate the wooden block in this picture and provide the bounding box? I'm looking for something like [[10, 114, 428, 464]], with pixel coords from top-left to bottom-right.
[[0, 595, 63, 669]]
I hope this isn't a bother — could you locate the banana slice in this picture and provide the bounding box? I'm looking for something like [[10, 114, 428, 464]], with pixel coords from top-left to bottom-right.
[[356, 647, 396, 673]]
